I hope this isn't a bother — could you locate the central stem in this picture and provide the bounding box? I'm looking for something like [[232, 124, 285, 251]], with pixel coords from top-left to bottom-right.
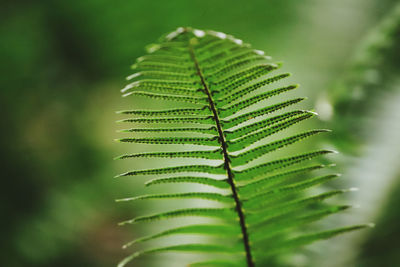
[[188, 36, 255, 267]]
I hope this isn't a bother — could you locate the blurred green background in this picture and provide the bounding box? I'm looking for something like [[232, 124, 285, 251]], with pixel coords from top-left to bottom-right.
[[1, 0, 400, 266]]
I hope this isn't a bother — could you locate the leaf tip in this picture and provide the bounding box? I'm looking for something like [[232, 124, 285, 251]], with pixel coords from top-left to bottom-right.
[[122, 241, 135, 249], [126, 72, 141, 80], [254, 49, 265, 56], [114, 172, 126, 178], [116, 118, 128, 123], [319, 128, 333, 133], [144, 180, 154, 187], [307, 110, 319, 116], [116, 197, 135, 202], [122, 91, 134, 98], [113, 155, 122, 160], [118, 219, 134, 226], [366, 223, 375, 228], [146, 43, 161, 53], [121, 85, 131, 93], [193, 29, 206, 38]]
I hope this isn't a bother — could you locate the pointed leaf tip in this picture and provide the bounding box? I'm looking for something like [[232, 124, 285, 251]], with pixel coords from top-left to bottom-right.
[[113, 155, 122, 160], [122, 91, 133, 97], [118, 219, 134, 226], [126, 72, 141, 80], [115, 197, 136, 202], [254, 49, 265, 55], [193, 29, 205, 37], [114, 173, 126, 178]]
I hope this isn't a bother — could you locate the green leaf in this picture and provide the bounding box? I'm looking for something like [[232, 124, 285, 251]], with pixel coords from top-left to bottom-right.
[[117, 116, 214, 124], [116, 164, 225, 177], [145, 176, 229, 189], [119, 208, 236, 225], [123, 224, 240, 248], [212, 64, 278, 87], [216, 74, 291, 106], [252, 205, 352, 243], [122, 80, 202, 96], [126, 70, 196, 82], [115, 149, 222, 160], [231, 130, 330, 165], [190, 259, 246, 267], [219, 85, 298, 117], [117, 136, 219, 146], [116, 192, 232, 203], [233, 150, 334, 181], [223, 111, 314, 139], [123, 91, 209, 104], [116, 107, 208, 116], [222, 103, 306, 130], [204, 49, 265, 74], [118, 244, 243, 267], [116, 27, 366, 266], [257, 225, 373, 258], [118, 126, 217, 135], [237, 164, 328, 196], [247, 190, 348, 225], [243, 174, 341, 208], [208, 55, 270, 79]]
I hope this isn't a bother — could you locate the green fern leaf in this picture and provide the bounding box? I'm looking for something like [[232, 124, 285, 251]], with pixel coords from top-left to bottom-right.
[[115, 27, 370, 267]]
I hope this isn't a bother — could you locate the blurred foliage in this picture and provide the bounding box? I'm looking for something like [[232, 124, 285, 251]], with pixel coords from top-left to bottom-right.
[[357, 170, 400, 267], [327, 2, 400, 154], [1, 0, 399, 266]]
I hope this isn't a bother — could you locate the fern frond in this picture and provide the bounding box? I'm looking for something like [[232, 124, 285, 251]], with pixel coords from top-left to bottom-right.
[[116, 27, 369, 267]]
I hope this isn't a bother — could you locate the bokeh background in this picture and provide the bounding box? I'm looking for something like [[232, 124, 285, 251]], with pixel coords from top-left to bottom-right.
[[1, 0, 400, 266]]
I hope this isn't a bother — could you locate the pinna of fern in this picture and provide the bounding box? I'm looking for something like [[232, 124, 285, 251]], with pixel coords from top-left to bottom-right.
[[115, 27, 371, 267]]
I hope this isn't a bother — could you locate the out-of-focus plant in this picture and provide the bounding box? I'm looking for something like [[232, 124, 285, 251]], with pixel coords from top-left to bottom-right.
[[312, 3, 400, 267], [326, 2, 400, 153]]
